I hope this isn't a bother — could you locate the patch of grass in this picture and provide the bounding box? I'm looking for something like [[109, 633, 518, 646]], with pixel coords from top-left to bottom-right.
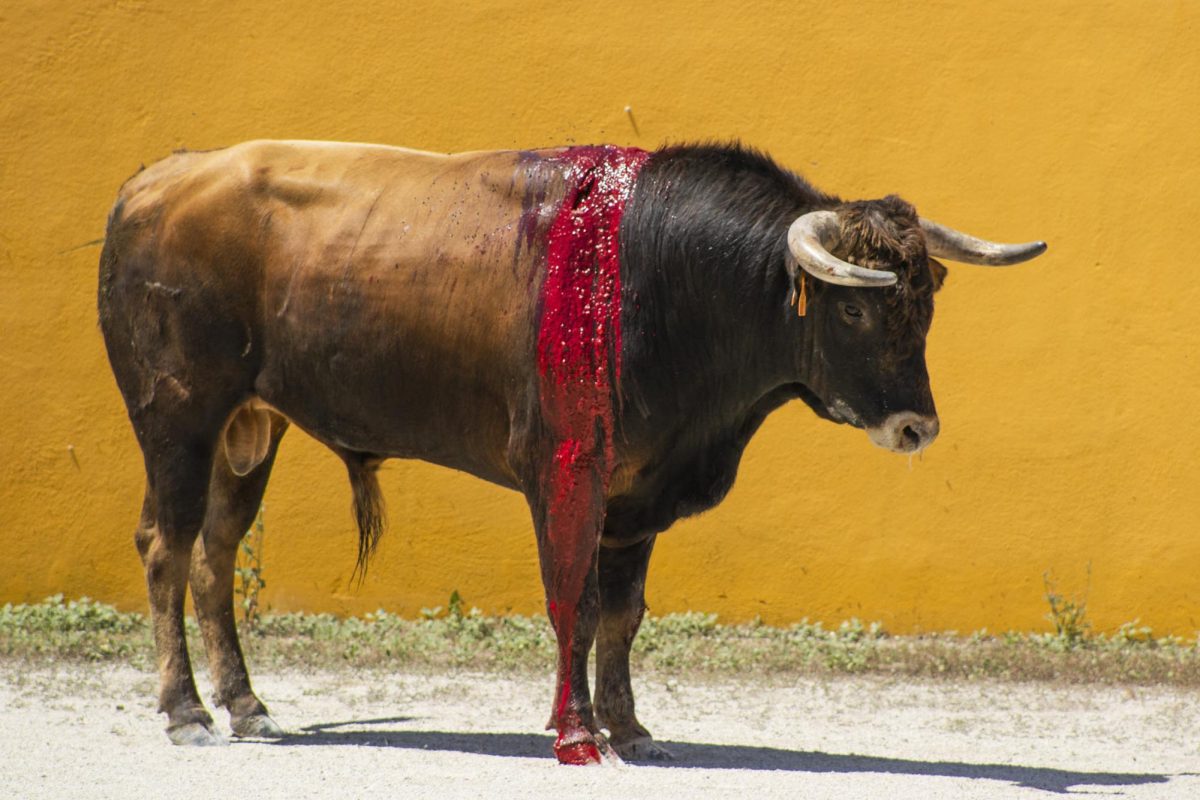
[[0, 595, 150, 662], [245, 605, 557, 672], [3, 594, 1199, 687], [1044, 566, 1091, 646]]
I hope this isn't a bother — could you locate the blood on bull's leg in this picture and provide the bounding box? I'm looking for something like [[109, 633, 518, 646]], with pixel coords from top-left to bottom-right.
[[528, 145, 647, 764], [530, 438, 616, 765]]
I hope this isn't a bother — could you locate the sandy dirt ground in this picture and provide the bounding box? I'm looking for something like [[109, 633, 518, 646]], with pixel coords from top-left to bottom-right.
[[1, 663, 1197, 799]]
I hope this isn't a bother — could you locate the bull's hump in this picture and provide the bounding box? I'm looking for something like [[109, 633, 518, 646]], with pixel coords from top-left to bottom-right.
[[235, 139, 454, 165], [230, 140, 535, 175], [117, 140, 494, 212]]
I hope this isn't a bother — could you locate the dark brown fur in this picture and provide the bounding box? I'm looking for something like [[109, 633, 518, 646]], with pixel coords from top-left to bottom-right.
[[835, 195, 947, 350]]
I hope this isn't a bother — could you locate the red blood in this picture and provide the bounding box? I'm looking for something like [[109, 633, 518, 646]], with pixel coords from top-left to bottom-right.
[[553, 736, 603, 766], [534, 146, 648, 745]]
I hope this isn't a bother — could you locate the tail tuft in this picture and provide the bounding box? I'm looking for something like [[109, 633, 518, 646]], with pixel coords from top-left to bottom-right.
[[345, 455, 386, 582]]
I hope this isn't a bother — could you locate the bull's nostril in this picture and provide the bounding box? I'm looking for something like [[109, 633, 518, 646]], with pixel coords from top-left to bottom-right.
[[867, 414, 938, 454]]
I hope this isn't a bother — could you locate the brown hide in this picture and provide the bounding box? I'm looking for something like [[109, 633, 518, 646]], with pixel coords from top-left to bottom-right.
[[111, 140, 572, 487]]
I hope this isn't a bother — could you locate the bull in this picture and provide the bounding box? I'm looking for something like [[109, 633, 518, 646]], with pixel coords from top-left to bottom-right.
[[97, 140, 1045, 764]]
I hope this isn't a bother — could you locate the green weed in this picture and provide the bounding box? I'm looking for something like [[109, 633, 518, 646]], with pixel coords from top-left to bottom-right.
[[235, 504, 267, 628], [0, 595, 147, 661], [3, 591, 1199, 686], [1043, 566, 1091, 647]]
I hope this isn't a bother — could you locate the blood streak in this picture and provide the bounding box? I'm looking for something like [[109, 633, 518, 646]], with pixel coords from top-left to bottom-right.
[[534, 145, 648, 763]]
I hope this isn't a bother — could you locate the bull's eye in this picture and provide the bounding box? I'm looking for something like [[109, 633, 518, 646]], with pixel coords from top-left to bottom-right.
[[841, 303, 863, 320]]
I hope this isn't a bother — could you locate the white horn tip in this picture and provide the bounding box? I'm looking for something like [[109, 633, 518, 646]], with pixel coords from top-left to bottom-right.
[[999, 240, 1048, 265]]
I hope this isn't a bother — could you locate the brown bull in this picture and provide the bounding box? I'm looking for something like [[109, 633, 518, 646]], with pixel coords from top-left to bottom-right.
[[98, 140, 1044, 763]]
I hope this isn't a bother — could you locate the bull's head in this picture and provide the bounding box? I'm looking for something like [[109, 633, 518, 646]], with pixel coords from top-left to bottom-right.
[[784, 196, 1045, 454]]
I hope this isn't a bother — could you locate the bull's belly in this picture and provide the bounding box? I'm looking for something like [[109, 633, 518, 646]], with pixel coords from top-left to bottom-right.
[[253, 354, 526, 490]]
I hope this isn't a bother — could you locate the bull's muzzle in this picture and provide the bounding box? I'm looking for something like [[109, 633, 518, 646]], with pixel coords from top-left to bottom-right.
[[867, 412, 940, 454]]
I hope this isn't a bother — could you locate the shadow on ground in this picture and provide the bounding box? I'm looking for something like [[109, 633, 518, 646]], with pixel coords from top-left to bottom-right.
[[261, 719, 1175, 795]]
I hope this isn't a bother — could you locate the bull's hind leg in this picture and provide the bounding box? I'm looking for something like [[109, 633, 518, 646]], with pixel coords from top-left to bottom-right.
[[135, 435, 224, 746], [189, 410, 289, 738], [594, 534, 672, 760]]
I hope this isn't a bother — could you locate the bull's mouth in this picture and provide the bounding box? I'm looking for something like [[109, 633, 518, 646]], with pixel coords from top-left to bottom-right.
[[793, 383, 864, 428], [793, 384, 939, 453], [825, 398, 864, 428]]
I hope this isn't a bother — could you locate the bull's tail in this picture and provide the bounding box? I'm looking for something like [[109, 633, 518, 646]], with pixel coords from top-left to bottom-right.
[[344, 455, 386, 582]]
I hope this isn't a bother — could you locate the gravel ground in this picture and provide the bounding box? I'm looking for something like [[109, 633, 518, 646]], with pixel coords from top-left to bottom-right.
[[1, 663, 1197, 799]]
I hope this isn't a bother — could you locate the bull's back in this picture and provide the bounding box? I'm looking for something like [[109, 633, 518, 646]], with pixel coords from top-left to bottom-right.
[[102, 140, 569, 488]]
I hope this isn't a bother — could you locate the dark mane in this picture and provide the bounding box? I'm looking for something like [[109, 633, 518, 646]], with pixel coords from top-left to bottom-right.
[[626, 143, 836, 276], [621, 143, 941, 360], [620, 141, 836, 339]]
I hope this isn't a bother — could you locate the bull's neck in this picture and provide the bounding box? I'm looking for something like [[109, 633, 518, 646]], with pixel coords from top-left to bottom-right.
[[616, 146, 831, 431]]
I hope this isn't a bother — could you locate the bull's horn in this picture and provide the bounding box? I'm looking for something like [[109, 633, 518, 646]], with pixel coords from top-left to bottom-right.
[[787, 211, 898, 287], [920, 219, 1047, 266]]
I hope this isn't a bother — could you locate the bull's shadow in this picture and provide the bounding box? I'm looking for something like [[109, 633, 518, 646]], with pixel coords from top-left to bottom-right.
[[266, 720, 1175, 795]]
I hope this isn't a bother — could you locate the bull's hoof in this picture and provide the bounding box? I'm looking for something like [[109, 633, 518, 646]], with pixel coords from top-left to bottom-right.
[[167, 721, 227, 747], [231, 712, 285, 739], [555, 739, 603, 765], [611, 735, 674, 761], [553, 729, 622, 766]]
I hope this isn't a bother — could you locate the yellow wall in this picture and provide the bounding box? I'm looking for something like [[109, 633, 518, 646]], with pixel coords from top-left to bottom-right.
[[3, 1, 1198, 635]]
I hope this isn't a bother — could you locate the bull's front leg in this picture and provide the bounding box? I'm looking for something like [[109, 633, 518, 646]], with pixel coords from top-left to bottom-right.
[[529, 439, 617, 765], [595, 533, 672, 760]]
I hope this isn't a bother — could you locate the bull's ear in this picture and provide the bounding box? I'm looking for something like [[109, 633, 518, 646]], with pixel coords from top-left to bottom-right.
[[782, 251, 809, 315], [928, 257, 948, 292]]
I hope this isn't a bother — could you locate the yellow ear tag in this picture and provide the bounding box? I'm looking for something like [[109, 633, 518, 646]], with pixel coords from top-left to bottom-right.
[[795, 272, 808, 317]]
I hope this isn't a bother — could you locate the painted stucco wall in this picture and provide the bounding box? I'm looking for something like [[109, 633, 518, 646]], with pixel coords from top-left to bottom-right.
[[2, 1, 1197, 634]]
